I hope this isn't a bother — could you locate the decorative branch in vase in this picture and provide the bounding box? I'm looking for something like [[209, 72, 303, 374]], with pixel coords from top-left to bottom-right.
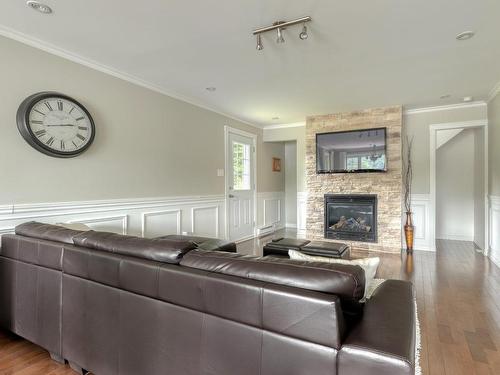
[[403, 135, 414, 253]]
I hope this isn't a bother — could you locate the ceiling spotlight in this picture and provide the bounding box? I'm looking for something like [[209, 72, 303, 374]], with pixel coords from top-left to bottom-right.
[[440, 94, 451, 99], [456, 31, 475, 41], [26, 1, 52, 14], [256, 34, 263, 50], [463, 96, 473, 102], [299, 23, 308, 40], [272, 117, 280, 120], [276, 27, 285, 44], [206, 87, 216, 92]]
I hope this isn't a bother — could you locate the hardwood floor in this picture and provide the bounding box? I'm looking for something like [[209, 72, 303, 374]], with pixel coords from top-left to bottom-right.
[[0, 330, 77, 374], [1, 234, 499, 375]]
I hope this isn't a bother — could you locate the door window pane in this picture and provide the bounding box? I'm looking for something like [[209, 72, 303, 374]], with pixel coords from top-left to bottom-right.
[[233, 142, 251, 190]]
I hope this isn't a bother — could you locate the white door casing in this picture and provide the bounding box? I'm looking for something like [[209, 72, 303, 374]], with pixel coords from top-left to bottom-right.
[[225, 126, 257, 241]]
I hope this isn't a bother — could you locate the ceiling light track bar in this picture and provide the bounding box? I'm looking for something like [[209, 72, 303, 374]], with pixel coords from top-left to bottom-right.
[[252, 16, 311, 35]]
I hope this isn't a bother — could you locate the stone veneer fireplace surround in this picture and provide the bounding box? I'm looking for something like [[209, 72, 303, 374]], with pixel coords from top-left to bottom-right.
[[306, 106, 403, 253]]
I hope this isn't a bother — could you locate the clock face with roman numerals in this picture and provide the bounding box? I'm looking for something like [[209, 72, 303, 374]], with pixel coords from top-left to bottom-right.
[[17, 92, 95, 158]]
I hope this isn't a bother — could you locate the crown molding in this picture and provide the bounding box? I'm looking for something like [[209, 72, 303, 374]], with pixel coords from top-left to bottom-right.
[[0, 25, 262, 130], [404, 101, 487, 115], [488, 80, 500, 102], [263, 122, 306, 130]]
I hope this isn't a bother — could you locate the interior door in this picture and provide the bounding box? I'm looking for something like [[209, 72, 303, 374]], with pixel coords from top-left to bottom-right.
[[226, 130, 255, 241]]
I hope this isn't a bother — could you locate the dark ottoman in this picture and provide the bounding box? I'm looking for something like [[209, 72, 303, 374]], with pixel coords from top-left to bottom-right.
[[300, 240, 350, 259], [263, 238, 350, 259], [262, 238, 311, 257]]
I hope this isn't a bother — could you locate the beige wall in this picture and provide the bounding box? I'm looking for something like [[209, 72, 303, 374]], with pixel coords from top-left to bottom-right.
[[0, 35, 283, 205], [263, 126, 306, 191], [258, 141, 285, 192], [436, 129, 475, 240], [264, 104, 488, 196], [404, 105, 488, 194], [489, 92, 500, 196]]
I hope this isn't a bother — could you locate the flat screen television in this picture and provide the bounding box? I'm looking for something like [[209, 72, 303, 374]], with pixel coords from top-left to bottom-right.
[[316, 127, 387, 173]]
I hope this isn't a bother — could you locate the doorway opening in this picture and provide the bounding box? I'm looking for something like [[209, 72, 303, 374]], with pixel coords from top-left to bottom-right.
[[430, 120, 488, 252]]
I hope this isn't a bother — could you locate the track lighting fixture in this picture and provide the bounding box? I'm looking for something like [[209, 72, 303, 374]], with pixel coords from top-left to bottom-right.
[[253, 16, 311, 51], [256, 34, 263, 50]]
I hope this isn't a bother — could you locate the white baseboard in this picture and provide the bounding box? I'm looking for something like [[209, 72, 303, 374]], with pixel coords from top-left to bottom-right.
[[490, 250, 500, 268], [489, 195, 500, 268], [436, 234, 475, 242], [256, 223, 285, 237]]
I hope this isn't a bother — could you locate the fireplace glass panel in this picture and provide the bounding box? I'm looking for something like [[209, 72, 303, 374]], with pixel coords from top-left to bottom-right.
[[324, 194, 377, 242], [327, 203, 374, 234]]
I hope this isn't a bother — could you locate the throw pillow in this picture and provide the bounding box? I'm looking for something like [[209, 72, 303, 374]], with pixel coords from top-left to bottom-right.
[[288, 249, 380, 300]]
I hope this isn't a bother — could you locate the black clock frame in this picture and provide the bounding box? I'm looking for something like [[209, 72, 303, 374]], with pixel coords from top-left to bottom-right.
[[16, 91, 96, 158]]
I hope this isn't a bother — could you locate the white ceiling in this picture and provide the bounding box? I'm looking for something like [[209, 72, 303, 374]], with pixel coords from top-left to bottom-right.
[[1, 0, 499, 127]]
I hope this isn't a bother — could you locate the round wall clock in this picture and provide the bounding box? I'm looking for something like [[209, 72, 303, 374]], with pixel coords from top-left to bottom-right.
[[16, 92, 95, 158]]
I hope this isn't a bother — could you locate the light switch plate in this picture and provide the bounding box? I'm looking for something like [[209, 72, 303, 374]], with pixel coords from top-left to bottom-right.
[[217, 168, 224, 177]]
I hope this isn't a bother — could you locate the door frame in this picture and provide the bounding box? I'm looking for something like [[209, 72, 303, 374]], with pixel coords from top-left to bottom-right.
[[429, 119, 489, 252], [224, 126, 257, 241]]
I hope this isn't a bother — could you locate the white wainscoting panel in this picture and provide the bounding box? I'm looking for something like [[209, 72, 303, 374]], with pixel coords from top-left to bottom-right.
[[297, 192, 308, 238], [489, 196, 500, 268], [142, 210, 181, 238], [256, 192, 285, 236], [191, 206, 219, 238], [406, 194, 434, 251], [69, 215, 128, 235], [0, 195, 225, 240]]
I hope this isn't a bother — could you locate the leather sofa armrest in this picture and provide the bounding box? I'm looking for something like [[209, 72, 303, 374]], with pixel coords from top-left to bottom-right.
[[338, 280, 416, 375]]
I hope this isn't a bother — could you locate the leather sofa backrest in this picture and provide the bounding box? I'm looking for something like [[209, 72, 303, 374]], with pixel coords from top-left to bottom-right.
[[72, 230, 196, 264], [180, 250, 366, 303], [15, 221, 84, 245], [61, 244, 346, 349], [1, 234, 64, 271]]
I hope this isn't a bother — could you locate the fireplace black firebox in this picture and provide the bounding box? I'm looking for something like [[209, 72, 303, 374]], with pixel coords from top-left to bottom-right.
[[324, 194, 377, 242]]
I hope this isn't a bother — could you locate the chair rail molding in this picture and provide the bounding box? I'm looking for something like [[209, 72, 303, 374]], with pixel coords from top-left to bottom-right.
[[0, 195, 225, 240], [489, 195, 500, 267]]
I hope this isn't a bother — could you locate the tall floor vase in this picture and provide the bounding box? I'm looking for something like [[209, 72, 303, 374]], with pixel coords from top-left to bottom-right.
[[404, 211, 414, 253]]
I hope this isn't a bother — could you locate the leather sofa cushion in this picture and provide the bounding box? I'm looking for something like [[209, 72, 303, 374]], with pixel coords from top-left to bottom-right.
[[72, 231, 196, 264], [15, 221, 84, 245], [180, 250, 366, 302]]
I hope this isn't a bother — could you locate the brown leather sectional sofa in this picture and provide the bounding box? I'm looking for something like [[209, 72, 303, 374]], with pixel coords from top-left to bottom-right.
[[0, 222, 416, 375]]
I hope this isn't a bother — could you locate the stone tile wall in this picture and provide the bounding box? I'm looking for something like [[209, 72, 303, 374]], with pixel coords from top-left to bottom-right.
[[306, 106, 402, 253]]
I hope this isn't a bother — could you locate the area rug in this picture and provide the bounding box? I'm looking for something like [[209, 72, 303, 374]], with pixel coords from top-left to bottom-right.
[[367, 279, 422, 375]]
